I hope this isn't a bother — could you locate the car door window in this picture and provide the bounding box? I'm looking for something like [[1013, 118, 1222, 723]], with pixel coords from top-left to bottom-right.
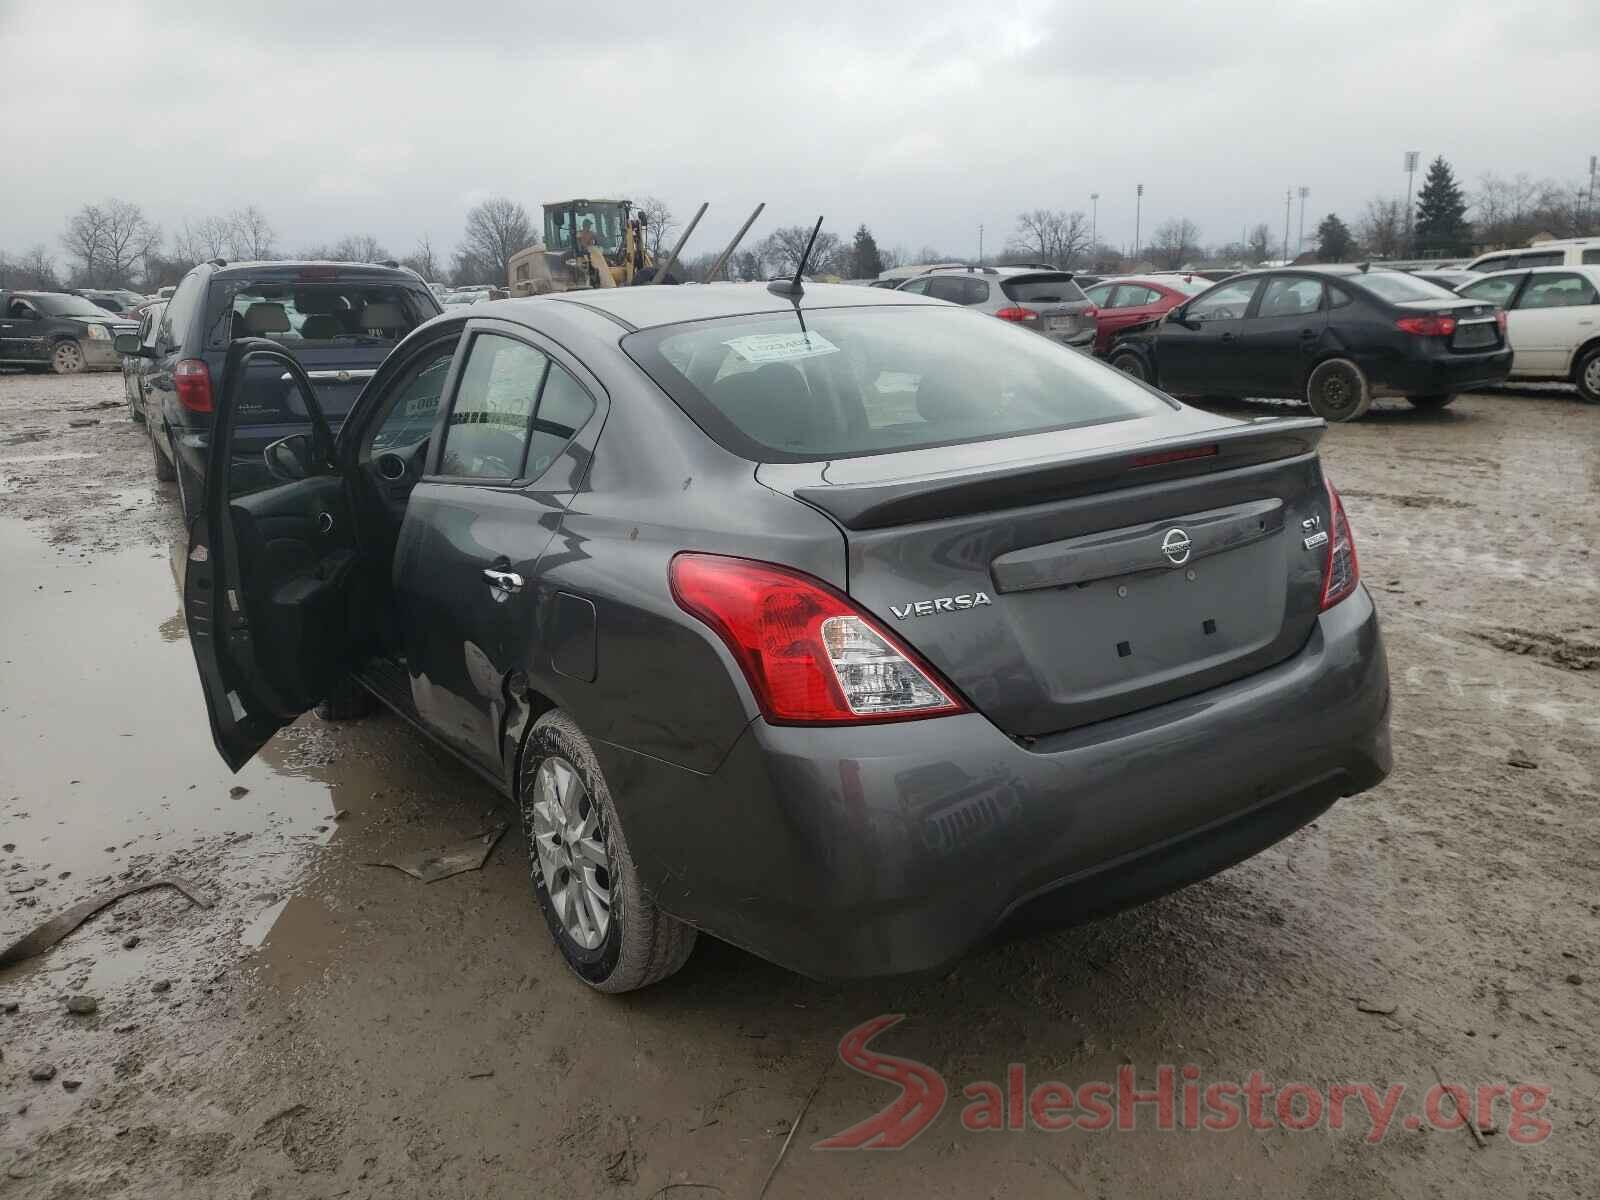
[[438, 333, 545, 479], [1186, 279, 1259, 322], [1584, 249, 1600, 265], [523, 363, 596, 480], [1257, 277, 1324, 317], [925, 276, 976, 304], [369, 346, 458, 454], [1084, 283, 1115, 308], [1118, 285, 1161, 307], [1515, 273, 1599, 310], [159, 273, 204, 349], [1460, 275, 1523, 309], [1473, 255, 1514, 273], [7, 299, 39, 320], [1327, 285, 1353, 309], [1514, 252, 1562, 269], [898, 278, 932, 295]]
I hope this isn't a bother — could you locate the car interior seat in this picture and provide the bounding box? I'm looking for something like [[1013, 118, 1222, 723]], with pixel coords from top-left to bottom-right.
[[242, 303, 291, 335], [710, 361, 833, 451]]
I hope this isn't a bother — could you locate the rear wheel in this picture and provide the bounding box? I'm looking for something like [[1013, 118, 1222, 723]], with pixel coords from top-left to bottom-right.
[[518, 710, 696, 993], [1575, 346, 1600, 404], [1306, 358, 1371, 422], [1110, 349, 1148, 382], [150, 423, 176, 482], [51, 340, 85, 375], [1406, 393, 1457, 410]]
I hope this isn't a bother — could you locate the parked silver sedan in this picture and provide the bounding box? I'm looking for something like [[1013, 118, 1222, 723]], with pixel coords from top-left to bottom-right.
[[896, 265, 1098, 350]]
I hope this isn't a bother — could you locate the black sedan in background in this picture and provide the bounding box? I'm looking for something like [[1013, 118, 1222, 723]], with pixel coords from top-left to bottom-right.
[[1106, 266, 1512, 420]]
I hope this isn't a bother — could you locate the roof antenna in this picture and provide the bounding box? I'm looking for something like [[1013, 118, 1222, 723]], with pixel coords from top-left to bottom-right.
[[768, 216, 823, 297]]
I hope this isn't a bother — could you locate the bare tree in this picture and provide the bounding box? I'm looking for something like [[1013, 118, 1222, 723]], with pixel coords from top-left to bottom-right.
[[728, 249, 763, 282], [1149, 218, 1201, 269], [1357, 197, 1406, 259], [1246, 222, 1275, 264], [633, 195, 678, 260], [757, 225, 842, 277], [18, 244, 58, 288], [227, 206, 277, 260], [61, 199, 162, 287], [877, 245, 905, 271], [462, 197, 534, 286], [173, 216, 233, 265], [400, 234, 441, 281], [330, 233, 389, 263], [1007, 209, 1092, 267], [449, 248, 495, 286]]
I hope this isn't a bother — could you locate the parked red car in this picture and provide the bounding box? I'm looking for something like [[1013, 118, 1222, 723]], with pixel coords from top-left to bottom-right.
[[1083, 275, 1212, 355]]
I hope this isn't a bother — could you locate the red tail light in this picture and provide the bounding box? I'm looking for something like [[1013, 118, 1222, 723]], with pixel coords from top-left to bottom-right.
[[1495, 310, 1507, 334], [1084, 306, 1100, 319], [1395, 314, 1457, 337], [1319, 479, 1360, 610], [994, 306, 1038, 323], [173, 359, 213, 413], [669, 553, 968, 725]]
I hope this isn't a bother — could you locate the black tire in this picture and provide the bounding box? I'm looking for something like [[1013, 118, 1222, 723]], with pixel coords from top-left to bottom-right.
[[50, 339, 86, 375], [1406, 393, 1457, 410], [518, 710, 696, 993], [1574, 346, 1600, 405], [1306, 358, 1372, 422], [313, 675, 377, 721], [1110, 349, 1148, 382], [150, 423, 176, 482]]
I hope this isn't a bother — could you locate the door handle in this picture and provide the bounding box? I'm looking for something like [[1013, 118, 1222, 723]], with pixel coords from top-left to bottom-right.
[[482, 568, 524, 594], [1220, 331, 1238, 342], [1299, 328, 1318, 339]]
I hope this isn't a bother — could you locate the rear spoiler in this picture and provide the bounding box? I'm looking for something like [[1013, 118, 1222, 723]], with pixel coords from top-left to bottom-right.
[[793, 418, 1326, 531]]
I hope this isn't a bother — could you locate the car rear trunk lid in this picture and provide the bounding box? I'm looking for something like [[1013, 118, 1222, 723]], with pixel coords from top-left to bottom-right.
[[760, 415, 1333, 737], [1001, 273, 1095, 343]]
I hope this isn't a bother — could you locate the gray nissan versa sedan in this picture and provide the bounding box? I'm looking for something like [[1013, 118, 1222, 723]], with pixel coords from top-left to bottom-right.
[[184, 282, 1391, 992]]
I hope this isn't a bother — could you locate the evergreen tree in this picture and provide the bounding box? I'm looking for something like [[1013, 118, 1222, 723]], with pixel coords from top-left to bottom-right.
[[1315, 213, 1355, 262], [851, 224, 884, 279], [1413, 156, 1471, 256]]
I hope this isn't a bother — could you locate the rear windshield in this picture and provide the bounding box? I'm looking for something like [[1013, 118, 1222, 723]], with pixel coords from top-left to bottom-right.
[[203, 280, 435, 350], [1352, 272, 1459, 303], [999, 274, 1087, 303], [623, 305, 1169, 462]]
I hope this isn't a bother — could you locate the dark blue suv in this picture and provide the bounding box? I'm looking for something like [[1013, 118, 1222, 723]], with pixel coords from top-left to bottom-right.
[[117, 259, 442, 511]]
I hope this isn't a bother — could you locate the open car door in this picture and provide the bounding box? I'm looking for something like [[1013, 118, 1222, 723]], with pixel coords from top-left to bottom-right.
[[184, 339, 362, 770]]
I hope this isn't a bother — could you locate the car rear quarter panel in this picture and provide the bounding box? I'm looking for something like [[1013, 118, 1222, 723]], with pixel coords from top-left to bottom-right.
[[529, 336, 850, 775]]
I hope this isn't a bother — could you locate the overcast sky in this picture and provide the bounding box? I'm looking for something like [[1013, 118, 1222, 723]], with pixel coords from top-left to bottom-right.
[[2, 0, 1596, 268]]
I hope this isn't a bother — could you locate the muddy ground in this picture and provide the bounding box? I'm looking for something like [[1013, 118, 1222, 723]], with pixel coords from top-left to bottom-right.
[[1, 368, 1596, 1199]]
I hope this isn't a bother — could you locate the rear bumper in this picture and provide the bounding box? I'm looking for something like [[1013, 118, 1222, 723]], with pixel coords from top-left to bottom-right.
[[596, 585, 1391, 979], [1370, 346, 1512, 396]]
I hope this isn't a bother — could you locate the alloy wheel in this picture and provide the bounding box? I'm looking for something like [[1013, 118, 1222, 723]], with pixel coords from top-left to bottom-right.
[[528, 756, 613, 950], [53, 341, 83, 374], [1584, 356, 1600, 398]]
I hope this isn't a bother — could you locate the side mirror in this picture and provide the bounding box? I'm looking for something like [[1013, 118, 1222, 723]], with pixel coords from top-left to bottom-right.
[[263, 433, 315, 483], [113, 333, 143, 355], [1164, 307, 1185, 324]]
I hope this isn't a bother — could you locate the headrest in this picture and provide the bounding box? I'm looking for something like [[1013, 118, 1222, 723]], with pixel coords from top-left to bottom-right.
[[294, 290, 346, 315], [358, 302, 404, 328], [243, 303, 290, 333]]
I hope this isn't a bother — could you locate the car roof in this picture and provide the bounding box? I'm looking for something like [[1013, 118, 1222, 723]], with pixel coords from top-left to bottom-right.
[[919, 264, 1070, 277], [535, 281, 941, 330], [1468, 264, 1600, 278], [209, 260, 421, 280]]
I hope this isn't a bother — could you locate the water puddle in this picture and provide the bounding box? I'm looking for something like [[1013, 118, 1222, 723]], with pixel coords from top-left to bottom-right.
[[0, 515, 340, 998]]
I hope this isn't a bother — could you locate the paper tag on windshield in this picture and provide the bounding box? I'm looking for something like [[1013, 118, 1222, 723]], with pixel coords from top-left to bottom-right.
[[723, 331, 839, 364]]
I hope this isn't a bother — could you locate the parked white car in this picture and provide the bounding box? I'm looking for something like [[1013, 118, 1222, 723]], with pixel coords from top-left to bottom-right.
[[1456, 265, 1600, 403], [1464, 237, 1600, 275]]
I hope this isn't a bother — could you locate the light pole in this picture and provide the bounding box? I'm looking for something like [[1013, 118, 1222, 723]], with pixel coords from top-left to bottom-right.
[[1090, 193, 1099, 255], [1134, 184, 1143, 263], [1589, 155, 1597, 231], [978, 224, 984, 265], [1282, 188, 1292, 262], [1297, 186, 1309, 257], [1403, 150, 1420, 256]]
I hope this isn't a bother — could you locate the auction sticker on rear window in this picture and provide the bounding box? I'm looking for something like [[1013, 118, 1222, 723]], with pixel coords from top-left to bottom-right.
[[723, 331, 840, 364]]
